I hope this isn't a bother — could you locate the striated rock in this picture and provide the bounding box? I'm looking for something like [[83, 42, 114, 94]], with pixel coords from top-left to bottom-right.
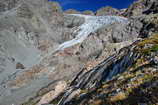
[[54, 34, 158, 105]]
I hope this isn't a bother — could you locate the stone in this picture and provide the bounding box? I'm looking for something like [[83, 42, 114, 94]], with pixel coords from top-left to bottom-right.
[[16, 62, 25, 69], [37, 81, 67, 105]]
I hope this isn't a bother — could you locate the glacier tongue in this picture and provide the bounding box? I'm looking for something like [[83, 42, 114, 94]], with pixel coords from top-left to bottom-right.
[[56, 14, 128, 51]]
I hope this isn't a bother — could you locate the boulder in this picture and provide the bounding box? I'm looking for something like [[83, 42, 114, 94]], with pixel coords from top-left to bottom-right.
[[37, 81, 67, 105], [16, 62, 25, 69]]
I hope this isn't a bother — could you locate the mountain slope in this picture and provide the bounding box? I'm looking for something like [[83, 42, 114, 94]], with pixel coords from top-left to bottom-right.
[[0, 1, 132, 105], [0, 0, 158, 105]]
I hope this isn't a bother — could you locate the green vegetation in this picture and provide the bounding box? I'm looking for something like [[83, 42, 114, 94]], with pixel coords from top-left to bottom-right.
[[136, 34, 158, 54]]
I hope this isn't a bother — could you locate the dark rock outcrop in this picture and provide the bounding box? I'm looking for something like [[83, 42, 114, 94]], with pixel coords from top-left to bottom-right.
[[139, 14, 158, 37], [124, 0, 158, 17]]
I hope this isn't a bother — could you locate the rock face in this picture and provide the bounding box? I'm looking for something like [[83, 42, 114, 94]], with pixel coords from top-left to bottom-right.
[[63, 15, 85, 28], [0, 0, 20, 12], [0, 0, 158, 105], [110, 18, 143, 43]]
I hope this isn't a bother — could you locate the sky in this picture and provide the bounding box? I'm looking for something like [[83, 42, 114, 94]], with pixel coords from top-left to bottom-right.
[[49, 0, 137, 12]]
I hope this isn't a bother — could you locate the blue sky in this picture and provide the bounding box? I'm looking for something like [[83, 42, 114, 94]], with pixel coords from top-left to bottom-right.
[[49, 0, 137, 12]]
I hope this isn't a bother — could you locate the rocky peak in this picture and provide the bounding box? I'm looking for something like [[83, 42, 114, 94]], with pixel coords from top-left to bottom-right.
[[82, 10, 94, 16], [123, 0, 158, 17], [96, 6, 120, 16], [64, 9, 81, 14], [48, 1, 62, 13]]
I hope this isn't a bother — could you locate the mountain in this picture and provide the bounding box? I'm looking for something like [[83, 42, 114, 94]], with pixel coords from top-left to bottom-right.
[[0, 0, 158, 105]]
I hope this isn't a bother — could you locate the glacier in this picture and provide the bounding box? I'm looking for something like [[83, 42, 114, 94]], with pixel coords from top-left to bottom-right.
[[44, 14, 128, 59]]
